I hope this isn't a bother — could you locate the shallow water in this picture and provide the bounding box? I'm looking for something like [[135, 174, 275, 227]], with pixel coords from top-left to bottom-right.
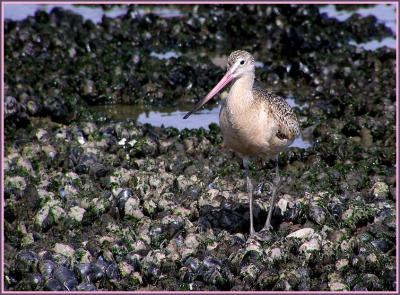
[[5, 4, 396, 291], [6, 4, 396, 33], [90, 104, 219, 130], [91, 102, 312, 149], [150, 51, 181, 60], [349, 37, 396, 51], [5, 3, 395, 55], [4, 4, 182, 22], [6, 4, 395, 51], [319, 4, 396, 49], [319, 4, 396, 30], [6, 3, 393, 151]]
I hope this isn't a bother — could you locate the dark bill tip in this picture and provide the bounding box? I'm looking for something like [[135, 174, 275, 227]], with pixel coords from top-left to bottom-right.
[[183, 111, 193, 119]]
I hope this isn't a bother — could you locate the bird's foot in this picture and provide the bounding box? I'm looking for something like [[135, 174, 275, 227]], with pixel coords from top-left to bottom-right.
[[247, 223, 274, 241], [251, 227, 273, 242], [249, 226, 256, 237], [263, 221, 273, 232]]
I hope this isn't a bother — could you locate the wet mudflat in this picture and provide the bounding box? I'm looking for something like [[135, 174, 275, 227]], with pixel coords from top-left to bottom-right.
[[4, 4, 396, 291]]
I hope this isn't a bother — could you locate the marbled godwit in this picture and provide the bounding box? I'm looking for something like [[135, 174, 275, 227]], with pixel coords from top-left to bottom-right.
[[184, 50, 300, 235]]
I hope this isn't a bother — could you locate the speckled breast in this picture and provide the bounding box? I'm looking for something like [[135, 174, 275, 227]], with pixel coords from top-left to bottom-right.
[[219, 104, 290, 158]]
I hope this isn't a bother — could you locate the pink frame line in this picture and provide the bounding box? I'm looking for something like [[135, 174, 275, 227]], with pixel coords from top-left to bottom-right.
[[2, 1, 400, 4], [1, 1, 399, 294], [1, 1, 3, 295]]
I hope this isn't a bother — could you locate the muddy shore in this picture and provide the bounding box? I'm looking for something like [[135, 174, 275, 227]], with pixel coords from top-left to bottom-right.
[[4, 4, 396, 291]]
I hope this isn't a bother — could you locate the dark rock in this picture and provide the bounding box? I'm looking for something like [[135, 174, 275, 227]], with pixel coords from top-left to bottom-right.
[[53, 266, 78, 290], [44, 279, 65, 291], [76, 282, 97, 291], [38, 260, 57, 279], [105, 262, 120, 280], [371, 239, 393, 253], [309, 205, 326, 225], [5, 96, 19, 117], [15, 250, 40, 276]]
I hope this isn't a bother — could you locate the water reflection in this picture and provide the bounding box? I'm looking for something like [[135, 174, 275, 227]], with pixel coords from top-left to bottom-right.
[[6, 4, 395, 51], [91, 103, 312, 149], [150, 51, 180, 60], [350, 37, 397, 50], [319, 4, 396, 31], [319, 4, 396, 49], [4, 4, 182, 23]]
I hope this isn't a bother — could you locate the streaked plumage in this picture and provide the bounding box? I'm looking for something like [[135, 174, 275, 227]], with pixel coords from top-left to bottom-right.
[[184, 50, 300, 236], [220, 84, 300, 158]]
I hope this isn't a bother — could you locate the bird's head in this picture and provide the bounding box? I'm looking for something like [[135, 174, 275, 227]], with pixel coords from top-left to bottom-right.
[[226, 50, 256, 79], [183, 50, 255, 119]]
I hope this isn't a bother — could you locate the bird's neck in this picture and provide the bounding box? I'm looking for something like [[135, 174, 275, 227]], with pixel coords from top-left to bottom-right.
[[227, 73, 255, 111]]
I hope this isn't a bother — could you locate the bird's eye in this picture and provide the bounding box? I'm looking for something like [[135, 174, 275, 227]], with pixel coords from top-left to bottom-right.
[[240, 60, 245, 65]]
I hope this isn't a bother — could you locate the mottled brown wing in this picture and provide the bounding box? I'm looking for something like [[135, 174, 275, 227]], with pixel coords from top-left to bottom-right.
[[252, 86, 300, 140]]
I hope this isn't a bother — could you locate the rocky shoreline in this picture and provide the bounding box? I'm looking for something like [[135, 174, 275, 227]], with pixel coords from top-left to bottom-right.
[[4, 4, 396, 291]]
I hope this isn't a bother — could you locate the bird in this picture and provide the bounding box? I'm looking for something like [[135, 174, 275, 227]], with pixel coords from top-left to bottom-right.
[[183, 50, 300, 236]]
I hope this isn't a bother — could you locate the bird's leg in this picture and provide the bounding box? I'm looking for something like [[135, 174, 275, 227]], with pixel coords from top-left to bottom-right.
[[264, 155, 281, 231], [243, 157, 255, 236]]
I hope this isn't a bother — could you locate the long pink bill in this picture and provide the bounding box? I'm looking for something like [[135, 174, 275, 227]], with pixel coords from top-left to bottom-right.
[[183, 72, 233, 119]]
